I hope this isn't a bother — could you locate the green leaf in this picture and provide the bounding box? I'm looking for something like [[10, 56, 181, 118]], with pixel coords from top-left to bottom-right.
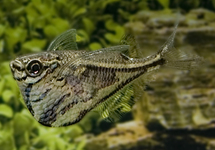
[[44, 18, 70, 41], [0, 104, 13, 118], [0, 62, 12, 75], [76, 34, 84, 42], [115, 26, 124, 39], [0, 79, 5, 96], [73, 8, 86, 18], [76, 140, 86, 150], [105, 33, 119, 44], [15, 131, 30, 149], [44, 25, 59, 39], [19, 145, 30, 150], [77, 29, 90, 43], [5, 27, 27, 52], [32, 0, 42, 6], [12, 6, 25, 15], [0, 122, 16, 150], [82, 17, 95, 35], [104, 20, 125, 44], [25, 5, 40, 26], [105, 20, 119, 31], [50, 18, 70, 32], [23, 39, 47, 52], [158, 0, 169, 9], [13, 113, 33, 136], [4, 74, 20, 98], [62, 125, 83, 140], [36, 2, 55, 16], [2, 90, 15, 103], [105, 26, 124, 44], [89, 42, 102, 50], [0, 25, 5, 36], [0, 40, 4, 53]]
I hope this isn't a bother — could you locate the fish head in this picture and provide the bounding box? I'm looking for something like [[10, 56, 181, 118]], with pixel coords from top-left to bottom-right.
[[9, 52, 66, 127], [9, 52, 90, 127], [10, 52, 61, 86]]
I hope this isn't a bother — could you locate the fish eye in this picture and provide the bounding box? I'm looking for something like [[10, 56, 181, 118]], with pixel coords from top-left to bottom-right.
[[26, 60, 43, 77]]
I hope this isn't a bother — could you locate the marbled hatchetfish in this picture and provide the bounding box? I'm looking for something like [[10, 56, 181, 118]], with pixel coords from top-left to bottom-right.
[[10, 25, 202, 127]]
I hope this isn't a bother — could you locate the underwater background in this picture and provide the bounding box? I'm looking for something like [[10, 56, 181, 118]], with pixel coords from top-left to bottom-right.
[[1, 0, 215, 150]]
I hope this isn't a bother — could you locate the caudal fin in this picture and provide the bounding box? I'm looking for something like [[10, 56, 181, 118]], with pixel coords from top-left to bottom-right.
[[159, 24, 203, 70]]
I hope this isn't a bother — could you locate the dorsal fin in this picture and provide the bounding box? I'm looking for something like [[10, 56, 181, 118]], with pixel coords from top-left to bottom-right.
[[47, 29, 78, 51], [120, 34, 140, 58]]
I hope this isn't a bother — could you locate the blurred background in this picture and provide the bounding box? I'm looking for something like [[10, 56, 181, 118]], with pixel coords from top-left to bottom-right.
[[1, 0, 215, 150]]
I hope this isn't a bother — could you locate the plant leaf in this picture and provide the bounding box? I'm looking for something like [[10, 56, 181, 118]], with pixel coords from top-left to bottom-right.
[[0, 104, 13, 118], [23, 39, 47, 52]]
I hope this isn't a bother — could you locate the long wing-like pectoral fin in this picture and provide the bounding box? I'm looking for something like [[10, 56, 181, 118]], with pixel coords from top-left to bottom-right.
[[94, 84, 135, 122]]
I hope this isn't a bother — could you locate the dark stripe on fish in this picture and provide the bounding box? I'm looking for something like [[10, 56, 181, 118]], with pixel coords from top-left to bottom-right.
[[16, 76, 27, 81], [60, 99, 78, 115], [24, 83, 34, 115], [85, 58, 165, 73], [31, 88, 51, 102], [38, 93, 70, 126]]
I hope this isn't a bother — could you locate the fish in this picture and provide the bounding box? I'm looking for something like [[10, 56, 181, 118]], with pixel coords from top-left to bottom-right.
[[9, 25, 202, 127]]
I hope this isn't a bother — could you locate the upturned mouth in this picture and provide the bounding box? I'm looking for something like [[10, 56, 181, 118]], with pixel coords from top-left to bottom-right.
[[10, 60, 26, 81], [10, 60, 25, 72]]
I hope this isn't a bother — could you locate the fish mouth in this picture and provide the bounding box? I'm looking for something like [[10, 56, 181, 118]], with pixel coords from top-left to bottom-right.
[[10, 60, 26, 81], [10, 60, 24, 72]]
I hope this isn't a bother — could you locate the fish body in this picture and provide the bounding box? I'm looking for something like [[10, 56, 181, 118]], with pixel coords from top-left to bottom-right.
[[10, 28, 201, 127]]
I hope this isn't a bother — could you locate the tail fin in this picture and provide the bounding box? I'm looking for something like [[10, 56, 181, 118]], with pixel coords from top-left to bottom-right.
[[159, 23, 203, 70]]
